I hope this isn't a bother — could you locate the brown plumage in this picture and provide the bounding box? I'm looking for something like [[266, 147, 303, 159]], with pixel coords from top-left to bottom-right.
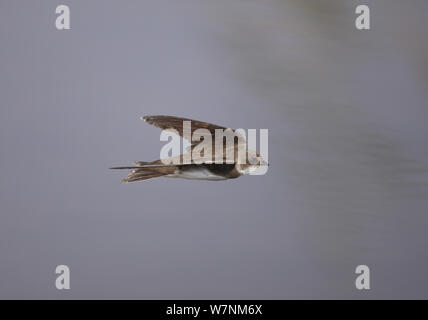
[[110, 115, 266, 183]]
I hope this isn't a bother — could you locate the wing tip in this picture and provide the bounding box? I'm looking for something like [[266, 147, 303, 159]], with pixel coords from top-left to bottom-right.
[[141, 115, 170, 122]]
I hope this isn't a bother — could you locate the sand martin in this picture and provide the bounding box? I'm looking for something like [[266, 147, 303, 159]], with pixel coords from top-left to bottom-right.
[[111, 115, 267, 182]]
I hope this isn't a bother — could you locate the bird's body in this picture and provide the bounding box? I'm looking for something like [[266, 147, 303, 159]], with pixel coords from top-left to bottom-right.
[[168, 163, 238, 181], [110, 115, 266, 182]]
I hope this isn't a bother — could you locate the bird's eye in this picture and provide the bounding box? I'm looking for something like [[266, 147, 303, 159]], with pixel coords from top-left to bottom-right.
[[250, 157, 260, 165]]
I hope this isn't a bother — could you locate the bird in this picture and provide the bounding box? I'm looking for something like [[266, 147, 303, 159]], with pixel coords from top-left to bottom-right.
[[110, 115, 267, 182]]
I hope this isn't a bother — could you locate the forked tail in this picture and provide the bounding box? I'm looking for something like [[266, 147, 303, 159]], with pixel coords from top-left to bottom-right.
[[110, 161, 177, 183]]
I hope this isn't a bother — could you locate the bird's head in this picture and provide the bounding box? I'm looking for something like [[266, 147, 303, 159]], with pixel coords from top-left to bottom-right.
[[236, 150, 268, 175]]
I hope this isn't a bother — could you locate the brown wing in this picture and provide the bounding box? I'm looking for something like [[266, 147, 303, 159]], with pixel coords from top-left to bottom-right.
[[141, 115, 229, 140], [141, 115, 247, 164]]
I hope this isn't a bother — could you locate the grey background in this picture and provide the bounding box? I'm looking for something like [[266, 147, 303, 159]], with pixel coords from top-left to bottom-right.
[[1, 0, 427, 299]]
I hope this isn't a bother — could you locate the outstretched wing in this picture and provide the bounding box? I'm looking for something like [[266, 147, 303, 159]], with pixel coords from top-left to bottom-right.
[[141, 115, 247, 164], [141, 115, 229, 141]]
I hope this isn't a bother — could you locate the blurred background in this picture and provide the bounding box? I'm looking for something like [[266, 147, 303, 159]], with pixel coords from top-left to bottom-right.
[[0, 0, 427, 299]]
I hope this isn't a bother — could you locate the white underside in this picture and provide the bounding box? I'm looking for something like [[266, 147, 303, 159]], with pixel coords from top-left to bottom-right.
[[167, 168, 227, 180]]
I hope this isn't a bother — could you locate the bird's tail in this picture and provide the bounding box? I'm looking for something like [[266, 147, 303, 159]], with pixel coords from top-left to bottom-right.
[[110, 161, 177, 183]]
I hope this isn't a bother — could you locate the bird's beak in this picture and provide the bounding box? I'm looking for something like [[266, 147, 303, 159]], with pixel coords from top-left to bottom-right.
[[261, 160, 269, 167]]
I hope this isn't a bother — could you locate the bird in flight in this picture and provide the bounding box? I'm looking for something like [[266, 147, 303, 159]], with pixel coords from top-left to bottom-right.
[[110, 115, 267, 182]]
